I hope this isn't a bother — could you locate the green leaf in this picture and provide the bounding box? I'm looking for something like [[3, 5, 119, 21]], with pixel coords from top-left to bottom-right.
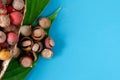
[[23, 0, 50, 25], [2, 59, 31, 80], [46, 8, 61, 34], [2, 5, 60, 80]]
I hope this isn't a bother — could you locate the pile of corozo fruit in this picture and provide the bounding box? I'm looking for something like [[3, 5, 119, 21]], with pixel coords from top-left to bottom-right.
[[0, 0, 55, 68]]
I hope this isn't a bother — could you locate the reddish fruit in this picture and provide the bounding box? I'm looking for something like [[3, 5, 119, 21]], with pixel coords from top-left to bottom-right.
[[7, 32, 19, 45], [45, 37, 55, 49], [0, 7, 7, 14], [7, 6, 15, 13], [10, 11, 23, 25]]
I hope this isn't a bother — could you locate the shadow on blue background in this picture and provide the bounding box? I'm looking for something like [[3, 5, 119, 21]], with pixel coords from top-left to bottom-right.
[[27, 0, 120, 80]]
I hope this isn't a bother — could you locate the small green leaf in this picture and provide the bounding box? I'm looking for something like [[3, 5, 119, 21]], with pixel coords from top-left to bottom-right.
[[46, 8, 61, 34]]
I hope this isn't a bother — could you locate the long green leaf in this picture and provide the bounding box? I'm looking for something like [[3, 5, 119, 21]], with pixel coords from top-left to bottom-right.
[[23, 0, 50, 25]]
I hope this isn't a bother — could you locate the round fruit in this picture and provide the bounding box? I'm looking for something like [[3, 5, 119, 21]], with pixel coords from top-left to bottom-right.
[[12, 0, 24, 10], [45, 37, 55, 49], [32, 26, 46, 41], [10, 11, 23, 25], [20, 25, 32, 36], [39, 18, 51, 29], [7, 32, 19, 45], [0, 49, 11, 60], [21, 37, 33, 52], [0, 31, 6, 43], [32, 42, 43, 52], [20, 56, 33, 68], [41, 49, 53, 59]]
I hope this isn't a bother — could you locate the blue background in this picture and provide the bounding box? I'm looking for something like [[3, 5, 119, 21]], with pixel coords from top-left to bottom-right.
[[27, 0, 120, 80]]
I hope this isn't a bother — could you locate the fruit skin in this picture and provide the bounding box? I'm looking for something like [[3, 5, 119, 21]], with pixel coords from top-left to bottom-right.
[[7, 6, 15, 13], [32, 26, 46, 41], [41, 49, 53, 59], [2, 0, 13, 5], [20, 56, 33, 68], [0, 7, 7, 14], [45, 37, 55, 49], [10, 11, 23, 25], [7, 32, 19, 45], [20, 25, 32, 36], [10, 46, 20, 58], [12, 0, 24, 10], [0, 49, 11, 60], [32, 42, 43, 53], [21, 37, 33, 52], [39, 18, 51, 29], [4, 25, 18, 33], [0, 31, 6, 43], [0, 15, 10, 28]]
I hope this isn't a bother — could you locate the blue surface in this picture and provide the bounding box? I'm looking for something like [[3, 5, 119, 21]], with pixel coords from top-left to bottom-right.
[[27, 0, 120, 80]]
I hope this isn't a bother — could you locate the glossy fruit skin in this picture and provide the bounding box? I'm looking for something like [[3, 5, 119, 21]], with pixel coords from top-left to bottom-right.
[[0, 49, 11, 60], [32, 26, 46, 41], [7, 32, 19, 45], [41, 49, 53, 59], [20, 56, 33, 68], [32, 42, 43, 52], [39, 18, 51, 29], [0, 31, 6, 43], [12, 0, 24, 10], [45, 37, 55, 49], [21, 37, 33, 52], [10, 11, 23, 25], [20, 25, 32, 37]]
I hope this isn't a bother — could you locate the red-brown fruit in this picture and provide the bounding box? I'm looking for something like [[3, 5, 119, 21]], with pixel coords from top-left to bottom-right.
[[7, 32, 19, 45], [10, 11, 23, 25], [45, 37, 55, 49], [7, 6, 15, 13]]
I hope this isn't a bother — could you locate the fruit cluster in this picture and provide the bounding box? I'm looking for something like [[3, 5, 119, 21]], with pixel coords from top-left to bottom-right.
[[0, 0, 25, 60], [0, 0, 55, 68], [19, 18, 55, 68]]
